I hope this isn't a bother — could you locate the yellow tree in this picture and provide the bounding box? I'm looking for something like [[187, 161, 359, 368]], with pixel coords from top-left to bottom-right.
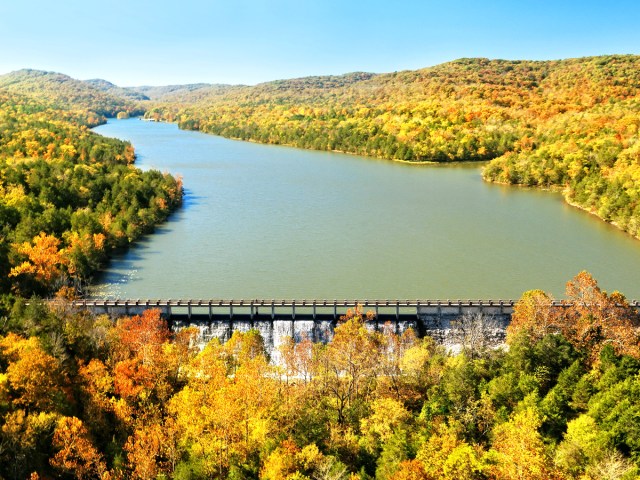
[[317, 306, 381, 425], [124, 422, 171, 480], [227, 356, 279, 462], [279, 334, 315, 384], [377, 326, 418, 400], [0, 333, 69, 411], [169, 341, 242, 476], [416, 423, 483, 480], [0, 409, 59, 478], [507, 289, 558, 344], [9, 232, 68, 291], [487, 406, 556, 480], [77, 358, 117, 435], [390, 460, 429, 480], [360, 398, 411, 454]]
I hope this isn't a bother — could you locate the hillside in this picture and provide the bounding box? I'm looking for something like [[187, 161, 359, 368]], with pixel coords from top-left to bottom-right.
[[146, 55, 640, 238], [0, 69, 144, 118], [128, 82, 221, 101], [0, 76, 182, 297]]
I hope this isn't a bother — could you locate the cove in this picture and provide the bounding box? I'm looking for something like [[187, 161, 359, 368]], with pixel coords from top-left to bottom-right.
[[91, 118, 640, 300]]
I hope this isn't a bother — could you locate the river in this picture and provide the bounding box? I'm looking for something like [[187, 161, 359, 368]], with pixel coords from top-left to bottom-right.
[[90, 118, 640, 300]]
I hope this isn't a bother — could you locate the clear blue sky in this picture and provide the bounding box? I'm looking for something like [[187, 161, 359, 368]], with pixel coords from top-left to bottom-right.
[[1, 0, 639, 86]]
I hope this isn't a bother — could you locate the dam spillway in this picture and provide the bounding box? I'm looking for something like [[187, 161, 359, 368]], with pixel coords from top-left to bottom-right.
[[73, 298, 640, 357], [76, 299, 524, 353]]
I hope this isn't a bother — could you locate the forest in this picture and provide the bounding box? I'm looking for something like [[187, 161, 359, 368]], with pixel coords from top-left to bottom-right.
[[3, 57, 640, 478], [0, 272, 639, 479], [143, 55, 640, 239], [0, 70, 183, 298]]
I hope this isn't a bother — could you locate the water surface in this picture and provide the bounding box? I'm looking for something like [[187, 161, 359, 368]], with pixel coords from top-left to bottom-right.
[[91, 119, 640, 300]]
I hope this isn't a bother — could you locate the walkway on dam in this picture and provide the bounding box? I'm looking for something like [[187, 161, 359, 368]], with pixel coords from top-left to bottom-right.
[[77, 298, 549, 322]]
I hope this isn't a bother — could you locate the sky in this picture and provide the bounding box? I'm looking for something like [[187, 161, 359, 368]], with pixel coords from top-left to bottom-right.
[[1, 0, 639, 87]]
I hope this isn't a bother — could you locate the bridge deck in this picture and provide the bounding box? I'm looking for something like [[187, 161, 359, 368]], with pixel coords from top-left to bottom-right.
[[75, 299, 640, 322], [71, 298, 584, 322]]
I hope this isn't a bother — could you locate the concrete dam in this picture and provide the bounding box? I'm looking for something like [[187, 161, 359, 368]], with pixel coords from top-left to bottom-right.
[[76, 299, 526, 354], [74, 298, 640, 358]]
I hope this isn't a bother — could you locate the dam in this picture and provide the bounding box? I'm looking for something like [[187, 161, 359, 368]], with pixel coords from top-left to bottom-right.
[[75, 298, 525, 353], [72, 298, 640, 358]]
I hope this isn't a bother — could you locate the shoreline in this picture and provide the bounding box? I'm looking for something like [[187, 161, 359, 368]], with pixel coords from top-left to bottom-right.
[[563, 195, 639, 241], [483, 173, 640, 242], [140, 116, 640, 243], [154, 116, 487, 167]]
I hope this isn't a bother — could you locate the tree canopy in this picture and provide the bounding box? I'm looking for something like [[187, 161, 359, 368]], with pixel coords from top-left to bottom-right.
[[0, 75, 182, 298], [0, 273, 638, 478]]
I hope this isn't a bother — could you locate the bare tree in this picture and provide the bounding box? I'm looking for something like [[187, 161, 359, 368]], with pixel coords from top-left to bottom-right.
[[449, 311, 504, 359]]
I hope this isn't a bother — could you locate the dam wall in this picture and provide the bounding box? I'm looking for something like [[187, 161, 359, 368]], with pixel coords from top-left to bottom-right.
[[76, 299, 522, 354]]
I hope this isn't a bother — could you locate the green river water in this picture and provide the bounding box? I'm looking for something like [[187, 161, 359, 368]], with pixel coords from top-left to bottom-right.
[[91, 119, 640, 300]]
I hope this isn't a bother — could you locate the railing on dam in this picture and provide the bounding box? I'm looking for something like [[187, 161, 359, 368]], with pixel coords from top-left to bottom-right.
[[75, 298, 544, 321], [72, 298, 640, 323]]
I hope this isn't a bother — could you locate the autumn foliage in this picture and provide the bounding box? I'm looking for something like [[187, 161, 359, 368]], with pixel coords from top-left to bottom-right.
[[144, 55, 640, 239], [0, 79, 183, 297], [508, 271, 640, 364], [0, 276, 639, 478]]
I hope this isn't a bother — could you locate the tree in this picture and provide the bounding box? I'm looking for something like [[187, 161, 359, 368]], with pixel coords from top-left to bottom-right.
[[508, 272, 640, 365], [416, 423, 483, 480], [377, 327, 418, 401], [317, 306, 381, 425], [124, 422, 169, 480], [9, 232, 68, 293], [50, 416, 108, 479], [562, 271, 640, 363], [507, 290, 557, 344], [450, 311, 503, 359], [487, 406, 555, 480], [554, 414, 605, 478], [0, 333, 69, 412], [115, 309, 170, 362], [360, 398, 411, 455], [0, 409, 59, 479], [279, 334, 315, 384]]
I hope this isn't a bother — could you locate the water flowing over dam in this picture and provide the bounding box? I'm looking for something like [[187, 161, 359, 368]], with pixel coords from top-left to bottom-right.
[[76, 299, 525, 354], [74, 298, 640, 360]]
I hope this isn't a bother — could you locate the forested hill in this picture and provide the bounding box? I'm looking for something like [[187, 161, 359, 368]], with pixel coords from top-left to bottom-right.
[[127, 83, 220, 101], [0, 69, 144, 118], [84, 78, 150, 102], [0, 74, 182, 298], [145, 56, 640, 162], [145, 55, 640, 238]]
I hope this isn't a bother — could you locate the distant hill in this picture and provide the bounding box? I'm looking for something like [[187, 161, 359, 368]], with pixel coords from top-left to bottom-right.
[[0, 69, 144, 117], [146, 56, 640, 161], [146, 71, 378, 105], [128, 83, 218, 101], [84, 78, 150, 101]]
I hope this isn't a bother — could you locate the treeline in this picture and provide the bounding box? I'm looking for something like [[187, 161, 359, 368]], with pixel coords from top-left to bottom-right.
[[0, 272, 639, 479], [146, 55, 640, 238], [0, 86, 182, 297]]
